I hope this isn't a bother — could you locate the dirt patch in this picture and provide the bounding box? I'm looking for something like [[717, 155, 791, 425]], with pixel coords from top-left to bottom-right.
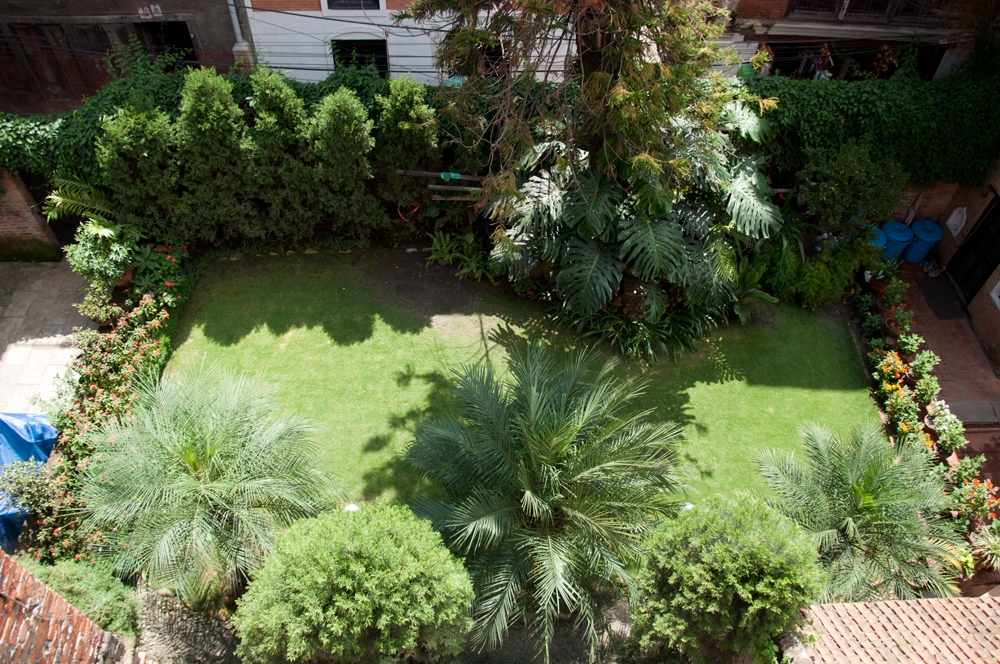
[[354, 246, 487, 318]]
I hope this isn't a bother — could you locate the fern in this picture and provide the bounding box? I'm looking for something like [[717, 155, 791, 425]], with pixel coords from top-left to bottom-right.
[[554, 238, 624, 315], [43, 175, 117, 221], [619, 214, 685, 283], [725, 156, 782, 238], [562, 170, 621, 240]]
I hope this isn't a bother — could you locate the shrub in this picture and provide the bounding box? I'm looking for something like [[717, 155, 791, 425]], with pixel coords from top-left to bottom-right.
[[63, 223, 138, 288], [234, 504, 473, 664], [80, 365, 337, 606], [16, 557, 139, 636], [174, 67, 255, 244], [629, 496, 823, 664]]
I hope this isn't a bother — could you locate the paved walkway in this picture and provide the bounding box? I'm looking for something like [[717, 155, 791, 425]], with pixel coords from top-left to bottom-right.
[[0, 262, 93, 414], [900, 263, 1000, 424]]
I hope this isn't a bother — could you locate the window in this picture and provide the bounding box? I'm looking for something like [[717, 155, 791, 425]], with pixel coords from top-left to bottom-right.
[[134, 21, 195, 62], [328, 0, 380, 9], [330, 39, 389, 77]]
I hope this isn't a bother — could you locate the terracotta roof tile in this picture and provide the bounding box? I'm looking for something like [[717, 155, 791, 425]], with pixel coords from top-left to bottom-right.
[[809, 597, 1000, 663]]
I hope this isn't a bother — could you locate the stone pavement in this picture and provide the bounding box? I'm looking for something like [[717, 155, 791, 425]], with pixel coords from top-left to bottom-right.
[[0, 261, 94, 413], [900, 263, 1000, 425]]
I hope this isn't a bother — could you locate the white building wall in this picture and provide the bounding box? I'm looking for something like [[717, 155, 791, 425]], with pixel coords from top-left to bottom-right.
[[242, 1, 447, 84]]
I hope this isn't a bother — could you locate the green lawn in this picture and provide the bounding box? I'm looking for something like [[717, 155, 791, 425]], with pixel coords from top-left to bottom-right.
[[168, 250, 874, 501]]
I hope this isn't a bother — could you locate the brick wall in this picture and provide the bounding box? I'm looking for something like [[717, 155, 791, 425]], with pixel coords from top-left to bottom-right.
[[0, 170, 60, 262], [0, 551, 125, 664], [967, 262, 1000, 370]]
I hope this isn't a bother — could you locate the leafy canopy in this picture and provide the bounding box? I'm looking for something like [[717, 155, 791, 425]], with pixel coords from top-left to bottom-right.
[[757, 420, 961, 602], [80, 365, 338, 606], [630, 496, 824, 664], [405, 342, 683, 659], [234, 504, 473, 664]]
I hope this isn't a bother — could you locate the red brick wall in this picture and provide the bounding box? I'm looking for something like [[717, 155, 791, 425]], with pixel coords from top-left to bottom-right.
[[0, 551, 125, 664], [251, 0, 322, 10], [968, 262, 1000, 369], [0, 169, 60, 261]]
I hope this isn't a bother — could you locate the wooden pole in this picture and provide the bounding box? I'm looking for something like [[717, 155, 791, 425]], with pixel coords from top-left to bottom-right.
[[396, 169, 487, 182], [427, 184, 483, 192]]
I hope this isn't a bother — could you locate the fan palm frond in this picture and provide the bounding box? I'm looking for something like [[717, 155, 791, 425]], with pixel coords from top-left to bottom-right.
[[405, 342, 683, 659]]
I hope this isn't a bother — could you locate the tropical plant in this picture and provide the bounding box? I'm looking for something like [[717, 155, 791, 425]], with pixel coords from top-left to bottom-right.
[[404, 342, 683, 659], [731, 253, 778, 324], [80, 365, 338, 606], [425, 231, 461, 266], [234, 504, 473, 664], [757, 420, 961, 601], [629, 496, 823, 664], [972, 523, 1000, 570]]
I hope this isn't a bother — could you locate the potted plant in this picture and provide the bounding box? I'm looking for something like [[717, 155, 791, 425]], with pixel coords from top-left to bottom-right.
[[909, 350, 940, 381], [855, 293, 875, 316], [934, 404, 967, 458], [512, 278, 536, 299], [75, 284, 116, 329], [64, 220, 139, 289], [924, 399, 947, 438], [867, 258, 898, 295], [876, 276, 908, 313], [883, 306, 914, 338], [914, 375, 941, 419], [897, 333, 923, 364], [424, 231, 459, 267]]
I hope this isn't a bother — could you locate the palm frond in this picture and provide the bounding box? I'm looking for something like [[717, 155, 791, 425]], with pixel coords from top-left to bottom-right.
[[43, 175, 117, 221]]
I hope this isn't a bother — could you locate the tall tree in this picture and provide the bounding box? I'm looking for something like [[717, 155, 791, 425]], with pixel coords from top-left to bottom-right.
[[405, 342, 683, 658]]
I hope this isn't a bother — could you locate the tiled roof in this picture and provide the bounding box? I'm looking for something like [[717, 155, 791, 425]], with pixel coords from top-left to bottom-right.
[[809, 596, 1000, 663], [0, 551, 125, 664]]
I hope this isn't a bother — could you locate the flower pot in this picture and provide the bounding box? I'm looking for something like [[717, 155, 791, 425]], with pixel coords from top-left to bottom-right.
[[518, 293, 529, 299], [880, 318, 899, 339], [900, 352, 916, 364], [115, 266, 135, 287], [489, 277, 504, 287], [924, 415, 939, 441], [875, 298, 893, 316], [436, 258, 450, 267], [869, 278, 889, 295], [903, 371, 917, 387]]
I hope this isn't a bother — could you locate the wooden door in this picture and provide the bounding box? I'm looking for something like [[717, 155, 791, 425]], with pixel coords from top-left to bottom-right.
[[948, 194, 1000, 305]]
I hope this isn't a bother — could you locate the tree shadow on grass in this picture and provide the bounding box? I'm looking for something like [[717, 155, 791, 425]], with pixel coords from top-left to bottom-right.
[[359, 365, 455, 502]]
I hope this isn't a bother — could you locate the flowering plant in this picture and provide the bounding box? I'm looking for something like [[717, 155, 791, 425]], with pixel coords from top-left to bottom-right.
[[897, 426, 933, 449], [872, 350, 907, 386], [884, 383, 919, 427], [914, 375, 941, 404], [512, 278, 536, 296], [933, 403, 968, 454], [0, 458, 89, 563], [53, 294, 169, 459], [887, 306, 914, 334], [953, 477, 998, 527], [129, 243, 188, 307], [909, 350, 940, 379]]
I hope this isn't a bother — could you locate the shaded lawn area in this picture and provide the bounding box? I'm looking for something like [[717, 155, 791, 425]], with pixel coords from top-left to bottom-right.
[[167, 249, 875, 501]]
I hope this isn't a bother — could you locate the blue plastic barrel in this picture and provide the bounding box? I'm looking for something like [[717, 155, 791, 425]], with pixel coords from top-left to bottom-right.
[[881, 222, 914, 260], [902, 218, 943, 264], [870, 227, 887, 251]]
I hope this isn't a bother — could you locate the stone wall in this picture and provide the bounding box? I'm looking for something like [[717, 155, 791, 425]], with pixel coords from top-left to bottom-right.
[[0, 551, 126, 664], [135, 587, 239, 664], [0, 169, 61, 262]]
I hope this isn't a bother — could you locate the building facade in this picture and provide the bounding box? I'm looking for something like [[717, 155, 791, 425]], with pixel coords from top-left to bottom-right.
[[0, 0, 252, 114]]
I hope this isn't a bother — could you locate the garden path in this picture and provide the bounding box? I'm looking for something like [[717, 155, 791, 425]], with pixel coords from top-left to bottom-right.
[[0, 261, 92, 414]]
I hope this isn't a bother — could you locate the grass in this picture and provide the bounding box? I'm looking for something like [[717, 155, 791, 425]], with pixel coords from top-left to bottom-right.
[[168, 250, 875, 501]]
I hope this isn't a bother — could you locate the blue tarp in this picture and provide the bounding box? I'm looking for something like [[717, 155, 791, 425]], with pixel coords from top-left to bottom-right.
[[0, 413, 58, 550]]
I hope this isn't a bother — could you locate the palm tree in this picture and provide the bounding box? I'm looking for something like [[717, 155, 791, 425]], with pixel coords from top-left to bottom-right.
[[405, 342, 683, 659], [756, 420, 960, 602], [80, 365, 338, 606]]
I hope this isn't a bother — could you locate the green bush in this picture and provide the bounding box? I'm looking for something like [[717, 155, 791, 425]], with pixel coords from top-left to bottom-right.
[[629, 496, 823, 664], [17, 557, 139, 636], [744, 48, 1000, 185], [233, 504, 472, 664]]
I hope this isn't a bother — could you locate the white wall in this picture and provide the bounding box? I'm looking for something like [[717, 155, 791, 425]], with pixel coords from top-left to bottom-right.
[[242, 1, 446, 84]]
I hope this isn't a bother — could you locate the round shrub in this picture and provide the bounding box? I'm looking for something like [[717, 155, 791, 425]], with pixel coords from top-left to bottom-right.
[[233, 503, 473, 664], [630, 496, 823, 664]]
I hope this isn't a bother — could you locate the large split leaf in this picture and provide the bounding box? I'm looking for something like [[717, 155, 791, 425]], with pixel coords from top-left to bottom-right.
[[725, 156, 782, 238], [619, 214, 685, 283], [554, 238, 624, 315]]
